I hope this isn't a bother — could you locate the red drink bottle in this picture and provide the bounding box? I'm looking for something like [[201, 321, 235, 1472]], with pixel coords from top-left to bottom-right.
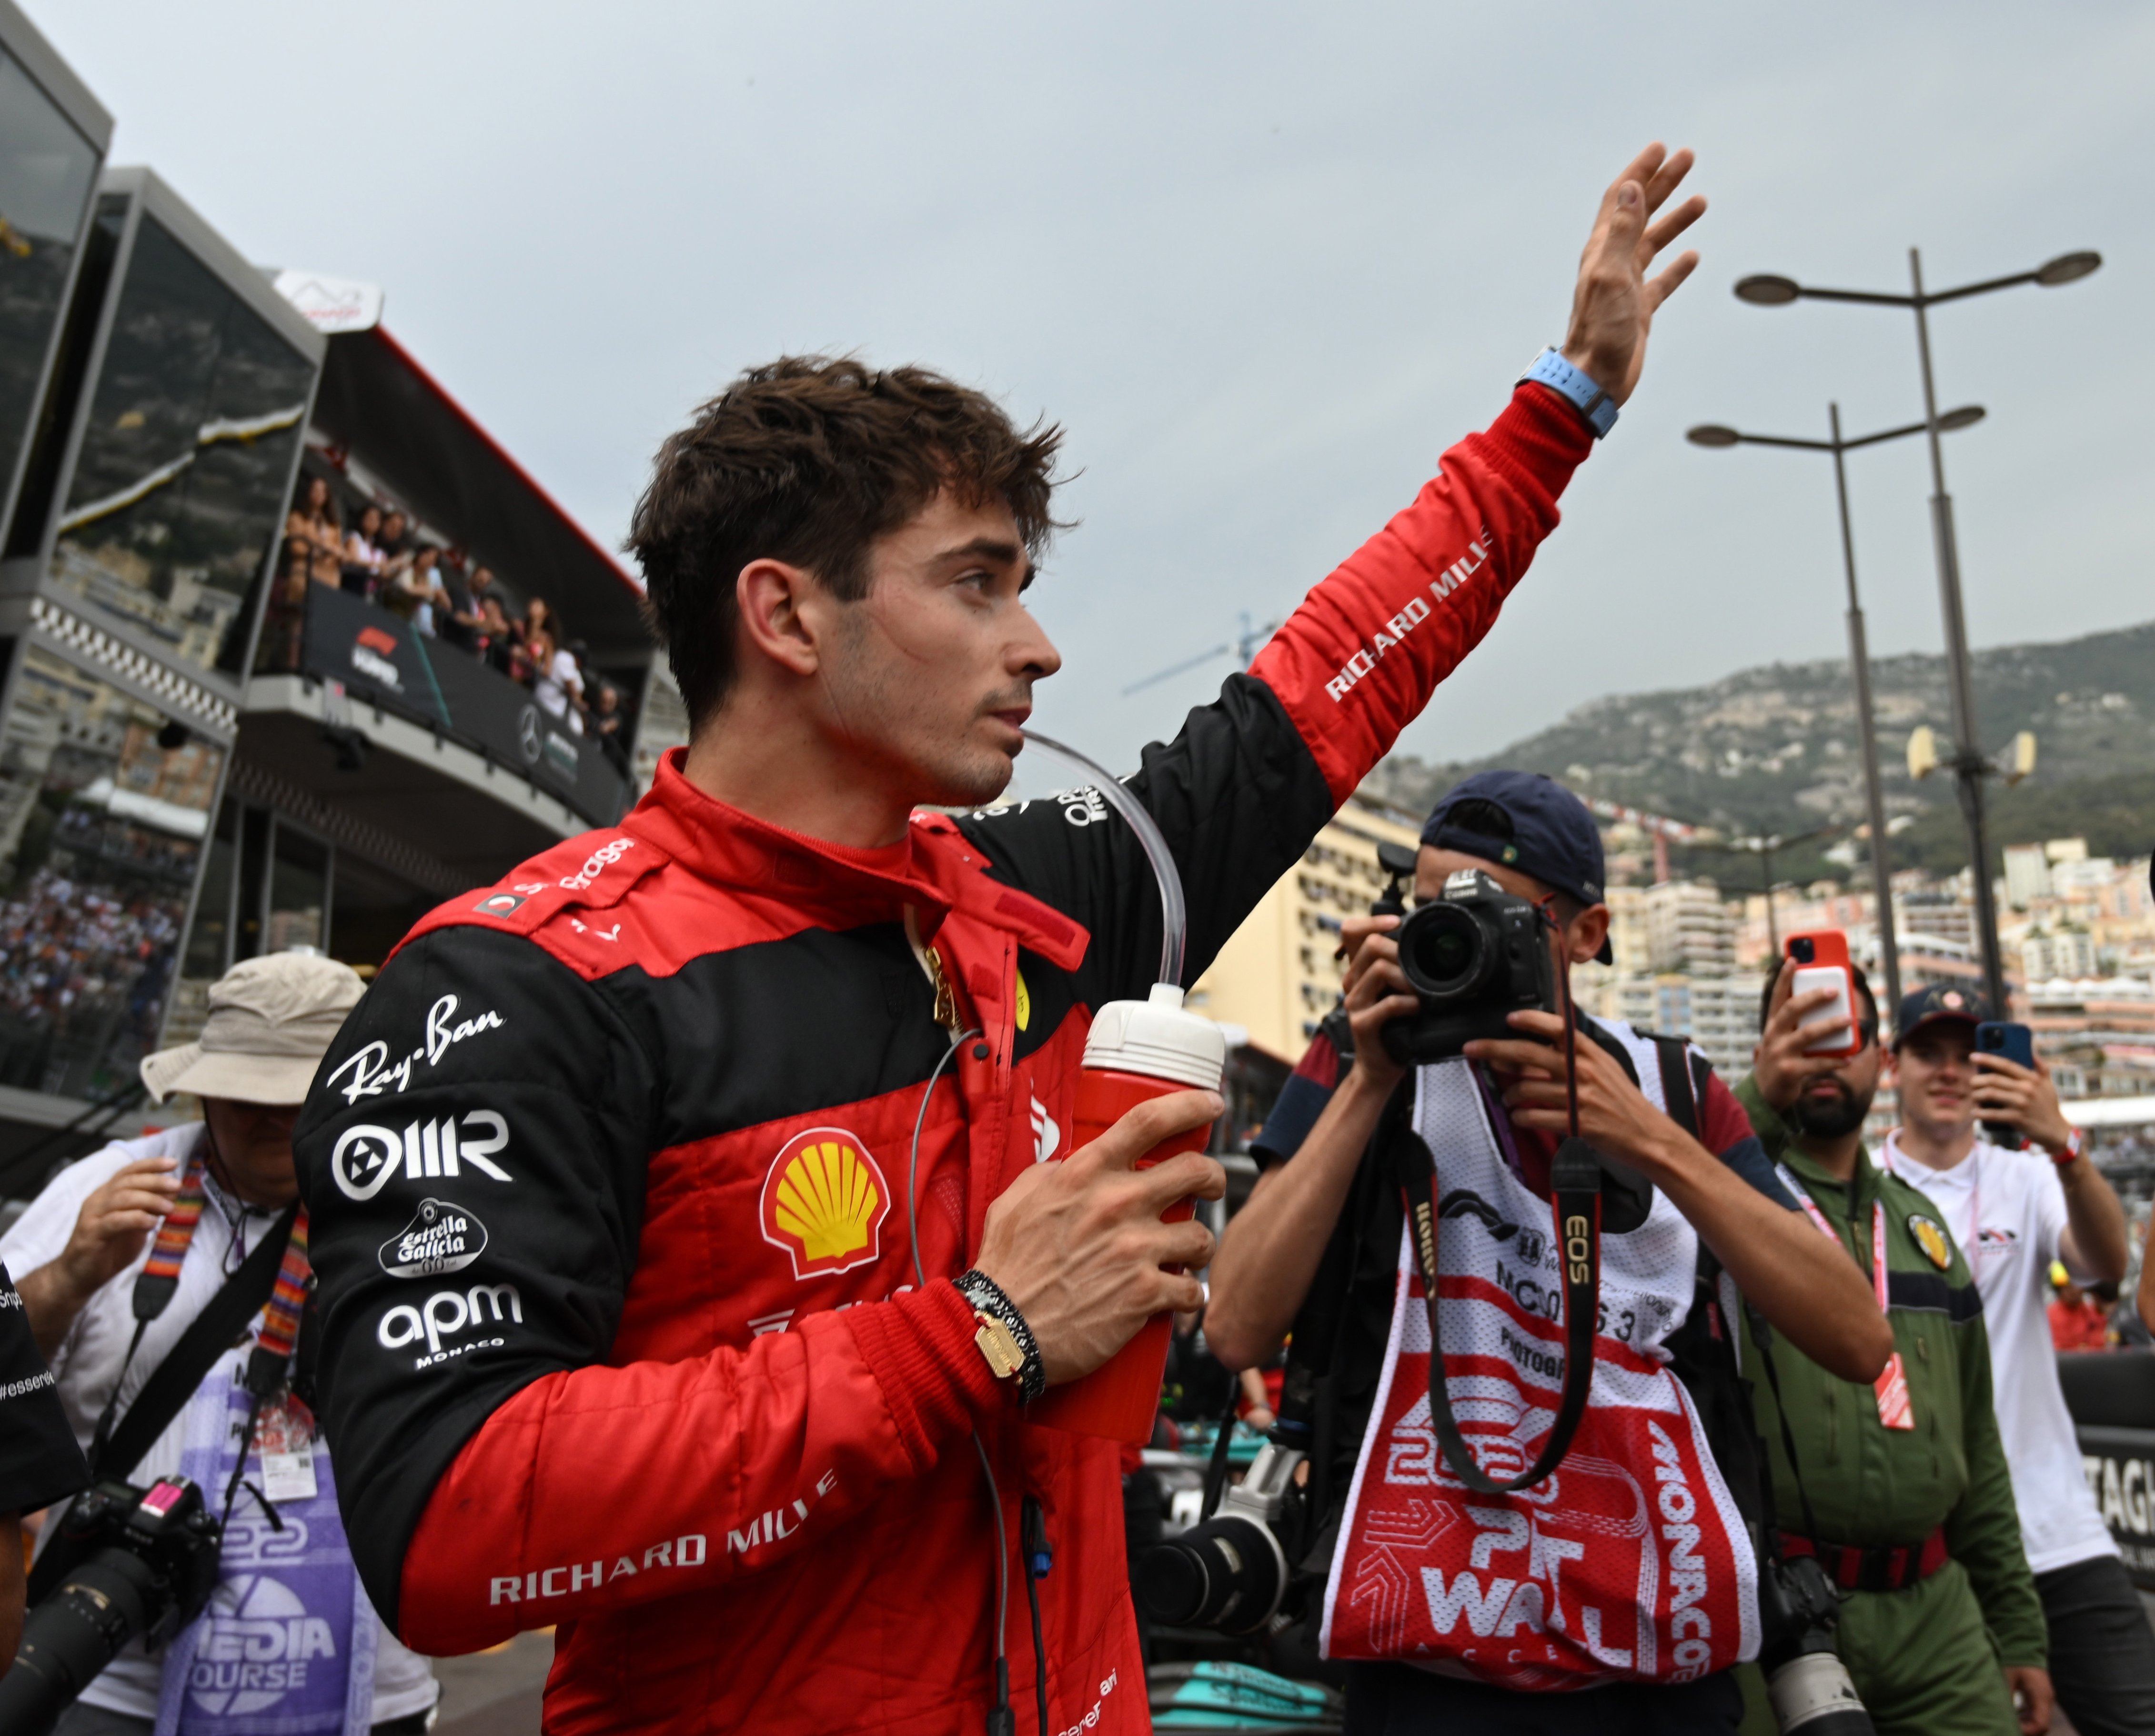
[[1029, 983, 1226, 1445]]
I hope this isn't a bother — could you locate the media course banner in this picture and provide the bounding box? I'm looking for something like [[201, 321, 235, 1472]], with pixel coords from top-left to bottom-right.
[[2060, 1353, 2155, 1589]]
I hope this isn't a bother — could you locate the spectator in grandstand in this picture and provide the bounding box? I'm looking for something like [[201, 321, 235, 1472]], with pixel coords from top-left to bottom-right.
[[475, 593, 517, 673], [376, 509, 416, 597], [589, 681, 630, 774], [282, 476, 342, 593], [522, 594, 558, 651], [341, 502, 385, 597], [437, 562, 488, 653], [525, 625, 585, 734], [402, 544, 450, 634], [2050, 1268, 2111, 1350]]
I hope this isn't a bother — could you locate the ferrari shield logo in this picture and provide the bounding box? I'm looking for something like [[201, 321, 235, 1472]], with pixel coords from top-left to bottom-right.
[[1908, 1214, 1953, 1271]]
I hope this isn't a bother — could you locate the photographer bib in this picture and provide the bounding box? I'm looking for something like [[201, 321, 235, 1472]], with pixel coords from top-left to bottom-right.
[[149, 1360, 376, 1735], [1320, 1040, 1758, 1689]]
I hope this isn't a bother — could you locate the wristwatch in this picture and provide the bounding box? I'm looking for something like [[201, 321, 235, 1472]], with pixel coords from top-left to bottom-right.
[[2048, 1126, 2087, 1169], [956, 1270, 1046, 1404], [1521, 348, 1618, 439]]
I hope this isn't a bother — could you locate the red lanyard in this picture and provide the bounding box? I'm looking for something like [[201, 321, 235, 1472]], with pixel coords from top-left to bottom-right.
[[1774, 1161, 1915, 1430]]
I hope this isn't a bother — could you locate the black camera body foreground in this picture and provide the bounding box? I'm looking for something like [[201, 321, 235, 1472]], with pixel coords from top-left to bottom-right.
[[2, 1477, 222, 1736], [1382, 869, 1559, 1064], [1756, 1547, 1876, 1733]]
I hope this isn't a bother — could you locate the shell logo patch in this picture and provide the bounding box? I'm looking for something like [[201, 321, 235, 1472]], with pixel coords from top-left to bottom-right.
[[760, 1127, 889, 1280], [1908, 1214, 1953, 1271], [1014, 966, 1032, 1033]]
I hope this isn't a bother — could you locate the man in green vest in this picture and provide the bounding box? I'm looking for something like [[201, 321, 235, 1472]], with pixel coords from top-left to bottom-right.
[[1733, 961, 2050, 1736]]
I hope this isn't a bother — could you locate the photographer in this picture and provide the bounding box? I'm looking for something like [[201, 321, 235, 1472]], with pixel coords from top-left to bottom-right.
[[1203, 774, 1891, 1735], [1764, 979, 2150, 1736], [1737, 972, 2055, 1735], [297, 147, 1704, 1735], [0, 956, 439, 1735]]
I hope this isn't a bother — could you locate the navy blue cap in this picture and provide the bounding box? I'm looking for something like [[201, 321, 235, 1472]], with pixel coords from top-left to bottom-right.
[[1893, 983, 1991, 1049], [1421, 771, 1612, 963]]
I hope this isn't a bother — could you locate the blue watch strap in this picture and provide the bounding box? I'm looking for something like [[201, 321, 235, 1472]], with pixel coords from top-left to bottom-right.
[[1521, 348, 1617, 439]]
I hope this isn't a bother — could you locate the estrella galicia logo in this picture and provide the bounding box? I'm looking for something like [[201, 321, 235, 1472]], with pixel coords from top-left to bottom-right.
[[379, 1198, 488, 1279], [331, 1109, 511, 1201]]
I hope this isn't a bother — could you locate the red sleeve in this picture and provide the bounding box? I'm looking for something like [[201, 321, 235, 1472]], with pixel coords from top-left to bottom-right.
[[396, 1279, 1007, 1652], [1247, 384, 1592, 804], [1697, 1069, 1759, 1160], [1293, 1034, 1342, 1091]]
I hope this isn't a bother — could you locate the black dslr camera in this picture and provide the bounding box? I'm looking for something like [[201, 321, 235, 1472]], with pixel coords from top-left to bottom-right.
[[1381, 863, 1560, 1064], [1, 1478, 222, 1736], [1755, 1548, 1875, 1733]]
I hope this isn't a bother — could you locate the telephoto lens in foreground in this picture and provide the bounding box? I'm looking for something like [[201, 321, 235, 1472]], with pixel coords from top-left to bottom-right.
[[0, 1479, 222, 1736]]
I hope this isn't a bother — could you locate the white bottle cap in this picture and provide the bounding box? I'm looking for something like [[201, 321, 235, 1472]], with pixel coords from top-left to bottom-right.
[[1081, 982, 1227, 1091]]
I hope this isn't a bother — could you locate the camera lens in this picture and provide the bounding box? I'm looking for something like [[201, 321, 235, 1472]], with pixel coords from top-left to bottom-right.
[[1134, 1515, 1288, 1635], [1398, 903, 1491, 1001], [1791, 938, 1815, 963]]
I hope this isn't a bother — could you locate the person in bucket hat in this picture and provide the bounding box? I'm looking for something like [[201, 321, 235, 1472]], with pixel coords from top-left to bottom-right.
[[0, 954, 442, 1735]]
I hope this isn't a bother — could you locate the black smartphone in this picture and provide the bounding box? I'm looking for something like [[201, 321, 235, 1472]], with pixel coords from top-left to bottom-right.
[[1975, 1020, 2035, 1142]]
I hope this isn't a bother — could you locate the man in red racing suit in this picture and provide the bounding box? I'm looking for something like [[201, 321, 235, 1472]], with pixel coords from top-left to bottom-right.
[[297, 147, 1706, 1734]]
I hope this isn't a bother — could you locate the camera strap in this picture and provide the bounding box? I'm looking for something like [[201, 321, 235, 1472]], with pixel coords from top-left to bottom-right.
[[88, 1202, 300, 1483], [1394, 1121, 1602, 1495]]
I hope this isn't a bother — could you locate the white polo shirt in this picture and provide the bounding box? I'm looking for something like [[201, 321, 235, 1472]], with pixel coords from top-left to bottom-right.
[[0, 1126, 439, 1723], [1881, 1130, 2116, 1575]]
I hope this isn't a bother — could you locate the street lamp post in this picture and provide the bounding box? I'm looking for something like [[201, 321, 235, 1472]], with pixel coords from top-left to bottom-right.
[[1685, 403, 1985, 1014], [1731, 247, 2101, 1016]]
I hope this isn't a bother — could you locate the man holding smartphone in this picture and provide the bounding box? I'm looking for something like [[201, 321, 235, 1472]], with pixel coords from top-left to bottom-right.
[[1744, 970, 2050, 1734], [1878, 986, 2148, 1736], [1752, 976, 2150, 1736]]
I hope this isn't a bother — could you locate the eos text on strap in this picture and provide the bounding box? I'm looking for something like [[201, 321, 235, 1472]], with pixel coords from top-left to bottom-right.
[[1523, 347, 1619, 438]]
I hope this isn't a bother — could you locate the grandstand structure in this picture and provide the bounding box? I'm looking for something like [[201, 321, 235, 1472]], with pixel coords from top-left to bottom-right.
[[0, 0, 665, 1175]]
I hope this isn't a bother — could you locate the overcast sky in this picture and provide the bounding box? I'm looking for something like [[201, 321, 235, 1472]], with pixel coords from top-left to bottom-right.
[[36, 1, 2153, 785]]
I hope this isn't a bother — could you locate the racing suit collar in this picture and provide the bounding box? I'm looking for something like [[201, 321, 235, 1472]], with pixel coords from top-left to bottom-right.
[[624, 749, 1090, 969]]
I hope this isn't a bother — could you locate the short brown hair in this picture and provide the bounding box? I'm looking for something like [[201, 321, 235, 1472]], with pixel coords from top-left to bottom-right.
[[627, 356, 1065, 729]]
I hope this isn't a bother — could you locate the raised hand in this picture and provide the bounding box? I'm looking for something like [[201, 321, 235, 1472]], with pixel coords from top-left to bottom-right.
[[19, 1154, 181, 1354], [1561, 143, 1706, 406], [1753, 957, 1857, 1113]]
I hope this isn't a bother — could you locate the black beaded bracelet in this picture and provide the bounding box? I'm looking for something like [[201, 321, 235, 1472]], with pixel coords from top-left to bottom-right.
[[956, 1269, 1047, 1404]]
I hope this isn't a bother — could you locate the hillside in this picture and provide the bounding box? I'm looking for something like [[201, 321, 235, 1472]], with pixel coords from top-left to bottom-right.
[[1367, 618, 2155, 886]]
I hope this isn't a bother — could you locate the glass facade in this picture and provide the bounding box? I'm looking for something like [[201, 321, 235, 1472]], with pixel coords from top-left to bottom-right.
[[0, 43, 100, 515], [47, 211, 314, 681], [0, 644, 224, 1099]]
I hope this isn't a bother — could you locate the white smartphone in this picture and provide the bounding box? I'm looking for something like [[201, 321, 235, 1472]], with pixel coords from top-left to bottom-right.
[[1793, 966, 1855, 1055]]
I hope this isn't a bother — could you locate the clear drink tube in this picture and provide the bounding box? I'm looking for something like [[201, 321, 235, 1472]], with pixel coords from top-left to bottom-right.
[[1018, 728, 1188, 990]]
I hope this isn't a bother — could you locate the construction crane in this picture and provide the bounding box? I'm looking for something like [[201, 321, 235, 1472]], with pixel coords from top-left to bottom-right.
[[1572, 794, 1717, 886], [1121, 611, 1280, 697]]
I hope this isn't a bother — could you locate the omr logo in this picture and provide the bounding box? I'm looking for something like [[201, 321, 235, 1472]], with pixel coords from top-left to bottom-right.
[[760, 1127, 889, 1281]]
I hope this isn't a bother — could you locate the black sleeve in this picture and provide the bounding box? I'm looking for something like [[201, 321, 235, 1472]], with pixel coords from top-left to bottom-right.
[[0, 1262, 89, 1513], [956, 672, 1336, 1006], [294, 925, 656, 1618]]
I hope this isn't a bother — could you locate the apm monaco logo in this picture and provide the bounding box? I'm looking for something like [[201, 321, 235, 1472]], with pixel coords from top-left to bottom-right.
[[760, 1127, 890, 1281]]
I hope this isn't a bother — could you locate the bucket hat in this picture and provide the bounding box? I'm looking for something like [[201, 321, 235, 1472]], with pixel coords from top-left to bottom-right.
[[140, 953, 366, 1105]]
